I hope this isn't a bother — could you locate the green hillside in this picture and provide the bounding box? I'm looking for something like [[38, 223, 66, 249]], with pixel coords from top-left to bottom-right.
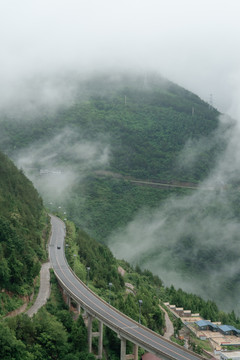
[[0, 151, 48, 309], [0, 72, 237, 314], [56, 76, 220, 181], [1, 217, 240, 359], [2, 73, 222, 181], [0, 73, 224, 238]]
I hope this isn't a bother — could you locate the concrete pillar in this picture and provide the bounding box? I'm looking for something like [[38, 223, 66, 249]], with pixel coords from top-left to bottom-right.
[[120, 337, 126, 360], [98, 321, 103, 359], [87, 314, 93, 354], [62, 288, 68, 305], [67, 294, 71, 308], [133, 344, 138, 360], [77, 302, 81, 314]]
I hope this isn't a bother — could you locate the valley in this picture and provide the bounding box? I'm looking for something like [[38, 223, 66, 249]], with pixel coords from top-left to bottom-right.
[[1, 1, 240, 358], [0, 73, 239, 315]]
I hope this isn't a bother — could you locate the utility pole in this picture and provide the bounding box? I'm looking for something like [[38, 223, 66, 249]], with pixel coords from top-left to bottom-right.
[[87, 267, 90, 286], [109, 282, 112, 304], [73, 254, 77, 272], [139, 299, 143, 324]]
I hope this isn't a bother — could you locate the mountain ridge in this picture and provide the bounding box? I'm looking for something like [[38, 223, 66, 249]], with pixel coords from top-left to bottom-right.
[[0, 72, 238, 314]]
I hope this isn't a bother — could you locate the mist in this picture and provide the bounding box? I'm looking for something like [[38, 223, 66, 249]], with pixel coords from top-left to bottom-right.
[[15, 127, 110, 202], [108, 113, 240, 313], [1, 0, 240, 313], [1, 0, 240, 116]]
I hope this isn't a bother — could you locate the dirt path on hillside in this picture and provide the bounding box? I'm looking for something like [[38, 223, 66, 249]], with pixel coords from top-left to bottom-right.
[[5, 300, 29, 318], [26, 262, 51, 317], [5, 262, 51, 318], [159, 305, 174, 340]]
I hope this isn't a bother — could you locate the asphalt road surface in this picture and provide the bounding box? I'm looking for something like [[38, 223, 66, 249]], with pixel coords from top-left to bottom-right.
[[49, 215, 205, 360], [26, 261, 51, 317]]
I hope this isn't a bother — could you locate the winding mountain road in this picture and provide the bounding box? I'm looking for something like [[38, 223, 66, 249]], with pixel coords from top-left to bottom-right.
[[26, 262, 51, 317], [49, 215, 205, 360]]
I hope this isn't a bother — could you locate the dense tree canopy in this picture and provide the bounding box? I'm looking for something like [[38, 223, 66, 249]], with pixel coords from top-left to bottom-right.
[[0, 151, 47, 298]]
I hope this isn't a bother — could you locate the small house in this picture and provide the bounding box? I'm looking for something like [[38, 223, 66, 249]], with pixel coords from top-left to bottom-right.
[[196, 320, 212, 331], [220, 351, 240, 360], [209, 323, 218, 332], [218, 325, 234, 336], [183, 310, 191, 317], [142, 353, 161, 360], [175, 307, 184, 316]]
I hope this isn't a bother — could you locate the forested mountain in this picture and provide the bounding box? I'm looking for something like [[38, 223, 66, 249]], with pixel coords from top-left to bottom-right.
[[1, 146, 240, 358], [1, 73, 222, 182], [0, 151, 48, 309], [0, 72, 239, 314], [0, 151, 105, 359], [2, 215, 240, 360], [0, 73, 224, 239]]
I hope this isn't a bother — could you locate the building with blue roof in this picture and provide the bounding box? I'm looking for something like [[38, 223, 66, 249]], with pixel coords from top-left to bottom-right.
[[196, 322, 240, 337], [218, 325, 233, 335], [227, 326, 240, 337], [196, 320, 218, 332], [196, 320, 211, 329], [234, 329, 240, 337]]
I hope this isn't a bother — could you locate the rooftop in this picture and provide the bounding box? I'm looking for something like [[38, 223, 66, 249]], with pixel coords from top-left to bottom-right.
[[196, 320, 212, 327], [220, 351, 240, 359], [142, 353, 161, 360], [218, 325, 239, 333]]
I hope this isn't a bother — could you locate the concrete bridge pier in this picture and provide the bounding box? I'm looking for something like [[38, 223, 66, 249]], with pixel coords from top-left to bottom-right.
[[93, 320, 103, 359], [67, 294, 71, 308], [62, 289, 71, 308], [120, 336, 126, 360], [82, 307, 88, 319], [87, 313, 93, 353], [87, 314, 103, 359], [120, 337, 138, 360], [133, 344, 139, 360]]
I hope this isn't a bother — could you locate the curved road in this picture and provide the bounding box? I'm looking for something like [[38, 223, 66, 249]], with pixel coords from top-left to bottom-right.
[[26, 262, 51, 317], [49, 215, 205, 360]]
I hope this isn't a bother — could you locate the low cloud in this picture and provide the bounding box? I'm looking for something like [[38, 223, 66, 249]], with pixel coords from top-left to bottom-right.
[[109, 113, 240, 313], [1, 1, 240, 115], [0, 75, 81, 119], [15, 127, 110, 201]]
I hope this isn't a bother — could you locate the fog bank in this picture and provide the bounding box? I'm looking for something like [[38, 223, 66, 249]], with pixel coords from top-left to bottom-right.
[[109, 113, 240, 312]]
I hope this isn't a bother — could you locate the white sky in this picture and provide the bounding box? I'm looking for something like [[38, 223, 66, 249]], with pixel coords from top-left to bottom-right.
[[1, 0, 240, 115]]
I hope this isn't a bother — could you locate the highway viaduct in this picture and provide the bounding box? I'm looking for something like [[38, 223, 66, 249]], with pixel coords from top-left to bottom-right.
[[49, 215, 206, 360]]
